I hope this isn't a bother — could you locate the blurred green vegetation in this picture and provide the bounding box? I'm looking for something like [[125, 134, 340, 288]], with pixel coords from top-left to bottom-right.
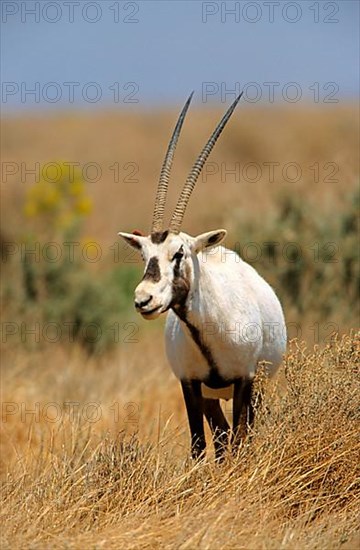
[[19, 256, 140, 355], [2, 163, 141, 355], [235, 188, 359, 331], [1, 161, 359, 354]]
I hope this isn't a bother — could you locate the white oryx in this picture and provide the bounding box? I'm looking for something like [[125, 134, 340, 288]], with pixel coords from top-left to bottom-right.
[[119, 92, 286, 459]]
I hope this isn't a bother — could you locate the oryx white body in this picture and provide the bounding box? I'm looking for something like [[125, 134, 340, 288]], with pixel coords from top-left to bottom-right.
[[165, 240, 286, 401], [118, 92, 287, 458]]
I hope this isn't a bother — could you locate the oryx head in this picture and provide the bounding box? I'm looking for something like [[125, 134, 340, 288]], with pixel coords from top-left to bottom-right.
[[118, 92, 243, 319]]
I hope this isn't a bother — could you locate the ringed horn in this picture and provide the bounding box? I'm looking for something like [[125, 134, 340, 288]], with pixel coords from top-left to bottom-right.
[[151, 91, 194, 233], [151, 91, 243, 235]]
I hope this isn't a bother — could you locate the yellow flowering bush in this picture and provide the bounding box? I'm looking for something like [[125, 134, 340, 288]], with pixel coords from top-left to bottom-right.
[[24, 162, 92, 232]]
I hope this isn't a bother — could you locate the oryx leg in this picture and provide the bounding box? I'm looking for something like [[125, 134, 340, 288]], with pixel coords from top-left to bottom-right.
[[232, 378, 254, 449], [203, 398, 230, 460], [181, 380, 206, 459]]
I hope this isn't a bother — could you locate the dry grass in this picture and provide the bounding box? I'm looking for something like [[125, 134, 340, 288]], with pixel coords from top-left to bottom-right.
[[1, 332, 359, 549]]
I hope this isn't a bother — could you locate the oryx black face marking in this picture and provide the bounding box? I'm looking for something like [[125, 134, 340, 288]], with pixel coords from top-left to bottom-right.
[[142, 256, 161, 282], [170, 252, 190, 310], [151, 230, 168, 244]]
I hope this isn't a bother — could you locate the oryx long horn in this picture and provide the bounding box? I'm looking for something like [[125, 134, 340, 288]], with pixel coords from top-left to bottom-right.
[[151, 92, 194, 233], [169, 92, 243, 234]]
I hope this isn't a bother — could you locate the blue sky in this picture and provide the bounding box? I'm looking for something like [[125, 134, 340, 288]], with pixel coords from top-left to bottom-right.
[[1, 0, 359, 112]]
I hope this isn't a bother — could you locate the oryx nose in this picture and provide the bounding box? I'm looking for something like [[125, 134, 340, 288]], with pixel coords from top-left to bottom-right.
[[135, 295, 153, 310]]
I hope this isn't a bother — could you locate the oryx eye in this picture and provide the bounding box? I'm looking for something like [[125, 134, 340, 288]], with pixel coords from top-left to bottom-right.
[[171, 246, 184, 262]]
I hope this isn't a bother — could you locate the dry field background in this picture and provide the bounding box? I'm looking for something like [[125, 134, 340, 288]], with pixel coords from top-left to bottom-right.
[[2, 104, 359, 242], [1, 103, 359, 548]]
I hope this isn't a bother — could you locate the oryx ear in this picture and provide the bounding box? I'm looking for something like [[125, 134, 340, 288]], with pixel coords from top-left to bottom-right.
[[118, 231, 145, 250], [193, 229, 227, 253]]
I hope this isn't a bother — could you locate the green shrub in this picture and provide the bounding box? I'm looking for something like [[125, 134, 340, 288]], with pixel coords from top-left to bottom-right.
[[233, 189, 359, 330], [4, 162, 142, 355]]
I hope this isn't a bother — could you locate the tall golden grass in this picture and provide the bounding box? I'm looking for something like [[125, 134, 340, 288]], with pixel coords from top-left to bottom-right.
[[1, 333, 359, 549]]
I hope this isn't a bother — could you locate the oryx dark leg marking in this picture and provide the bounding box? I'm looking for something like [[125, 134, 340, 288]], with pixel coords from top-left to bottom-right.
[[232, 378, 254, 449], [142, 257, 161, 282], [203, 398, 230, 460], [181, 380, 205, 459]]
